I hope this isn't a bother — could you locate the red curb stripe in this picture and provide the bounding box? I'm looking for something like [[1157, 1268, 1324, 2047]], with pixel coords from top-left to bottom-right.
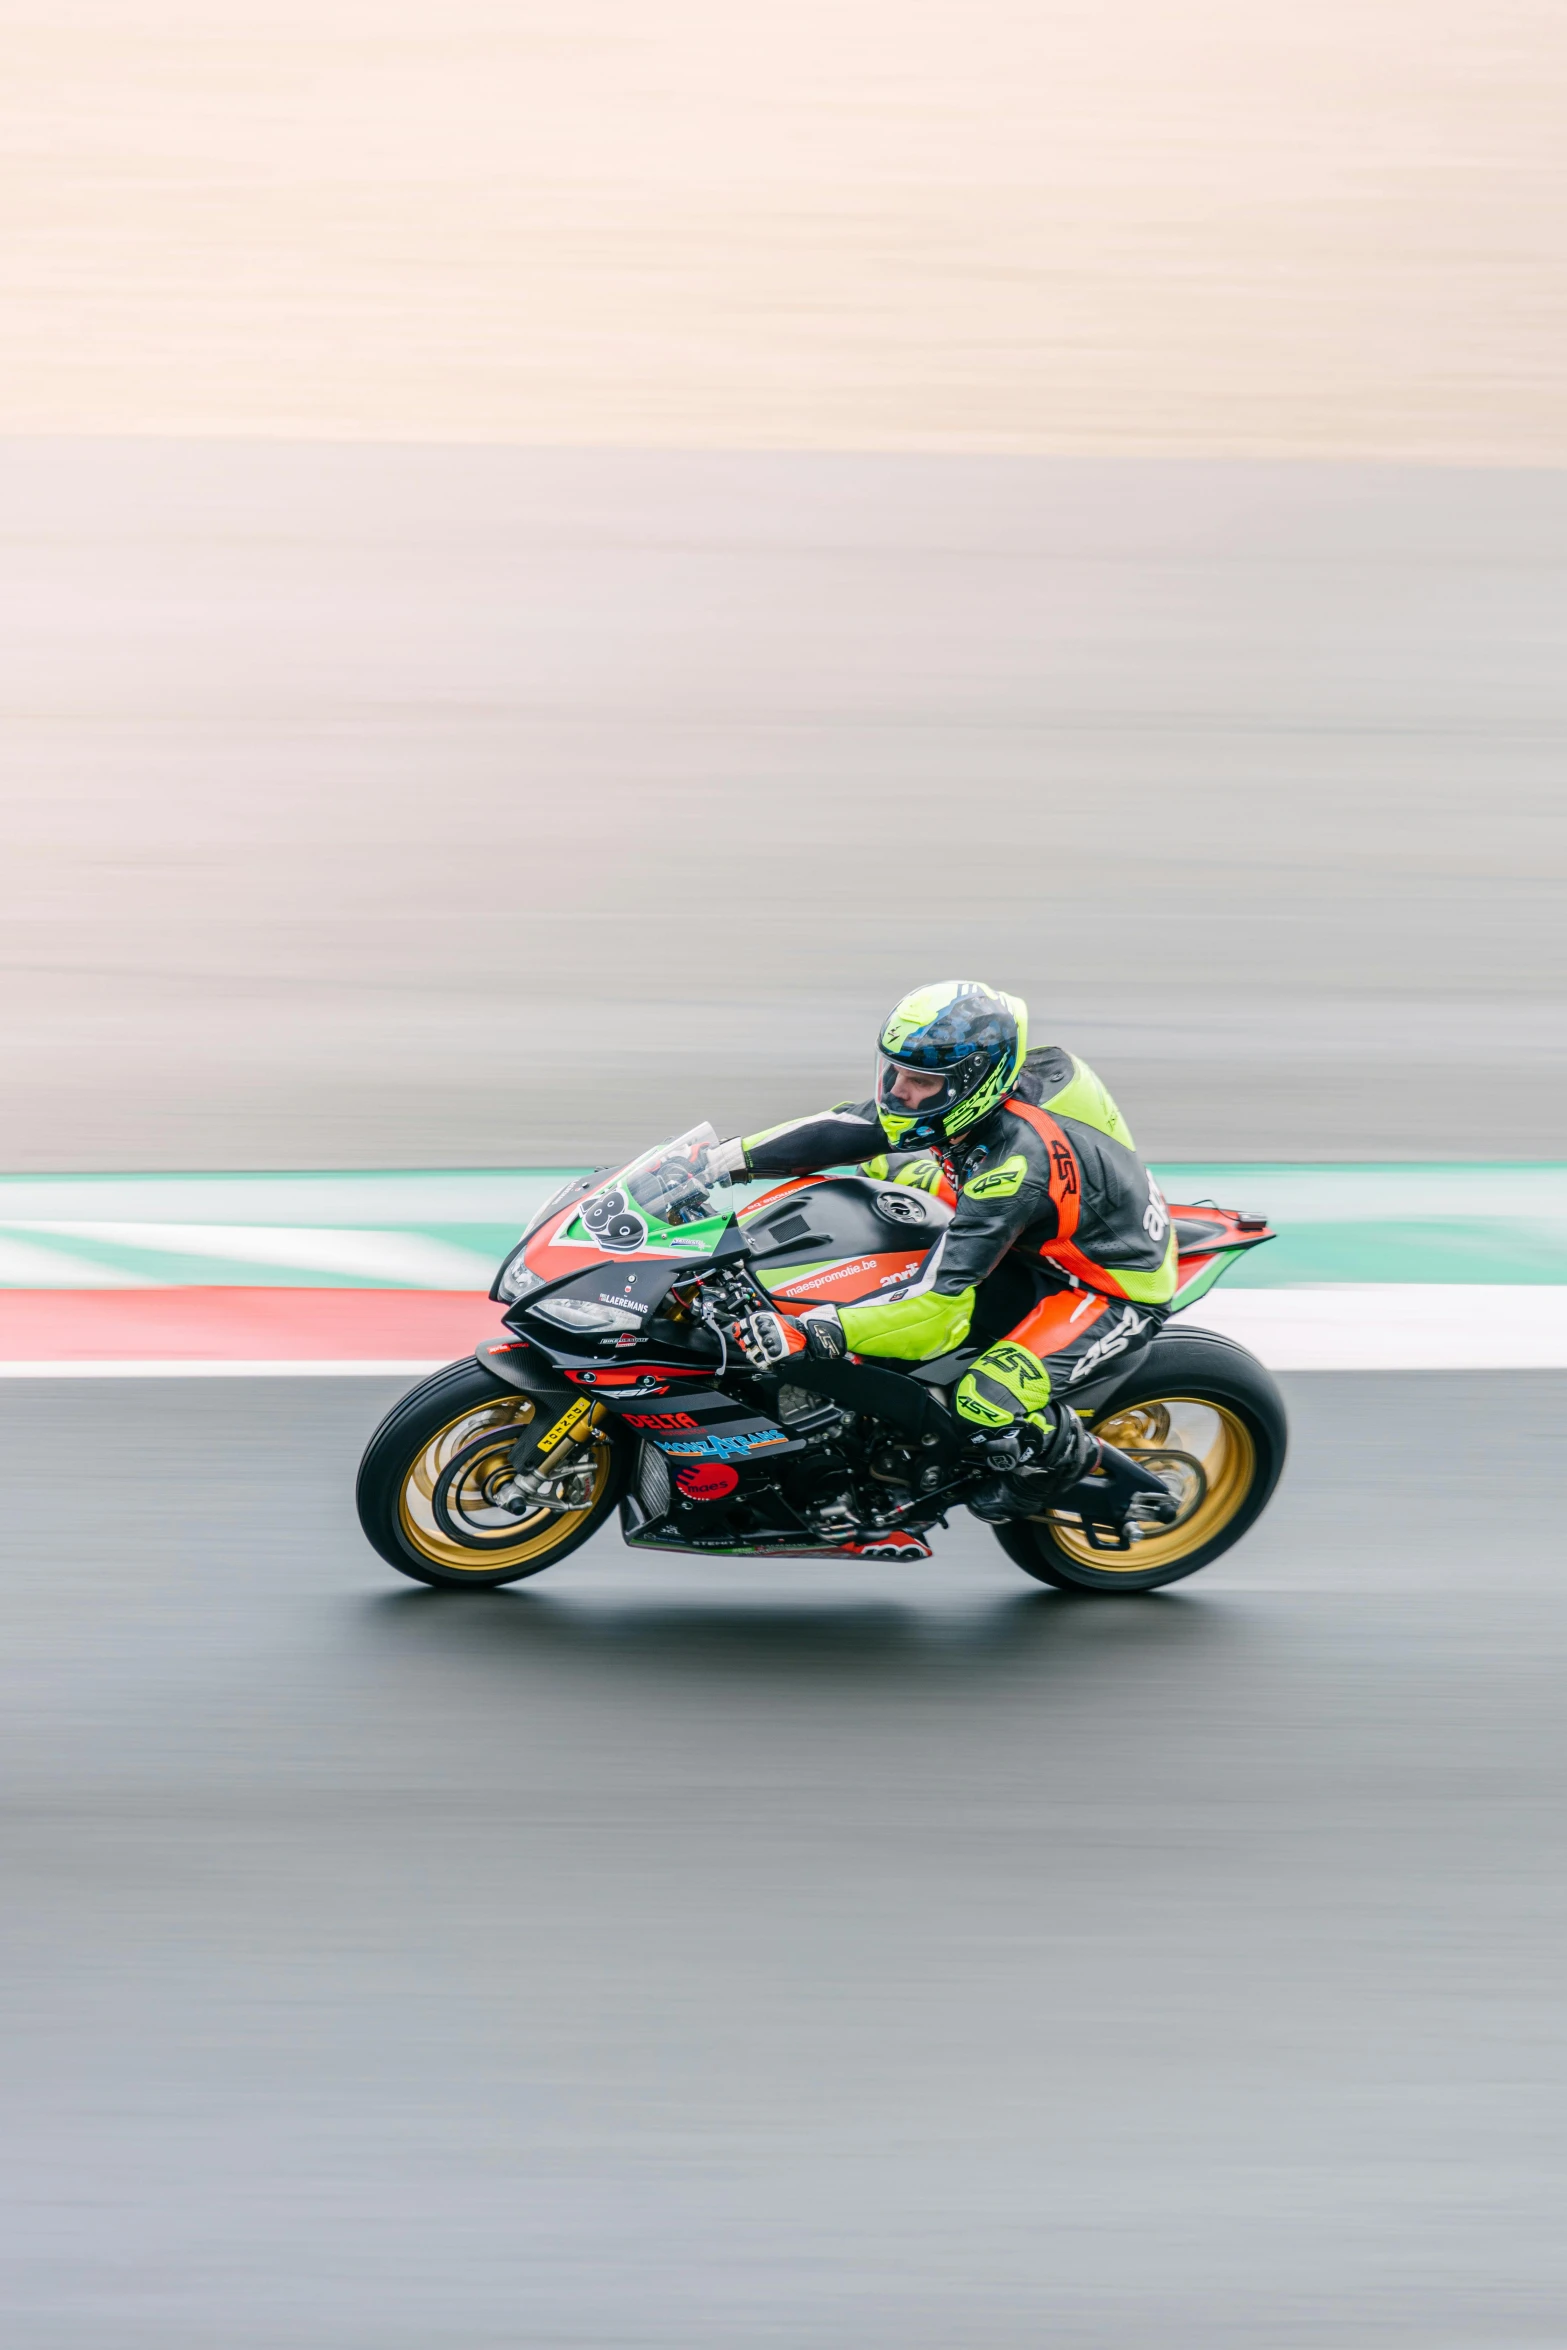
[[0, 1289, 507, 1362]]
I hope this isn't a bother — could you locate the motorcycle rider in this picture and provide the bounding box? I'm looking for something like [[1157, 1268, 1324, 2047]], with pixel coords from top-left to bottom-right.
[[713, 982, 1176, 1518]]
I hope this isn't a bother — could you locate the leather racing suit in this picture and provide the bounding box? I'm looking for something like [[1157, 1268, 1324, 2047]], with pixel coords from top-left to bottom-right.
[[724, 1047, 1176, 1430]]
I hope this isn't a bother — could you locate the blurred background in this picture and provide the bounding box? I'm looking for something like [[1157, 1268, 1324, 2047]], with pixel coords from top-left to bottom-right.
[[4, 7, 1567, 2347], [3, 0, 1565, 1167]]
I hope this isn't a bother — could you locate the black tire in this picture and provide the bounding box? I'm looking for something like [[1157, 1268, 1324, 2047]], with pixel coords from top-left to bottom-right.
[[992, 1325, 1287, 1594], [356, 1356, 626, 1589]]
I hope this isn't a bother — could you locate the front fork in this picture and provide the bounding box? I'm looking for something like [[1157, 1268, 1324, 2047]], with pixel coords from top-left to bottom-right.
[[470, 1350, 612, 1515], [486, 1418, 605, 1516]]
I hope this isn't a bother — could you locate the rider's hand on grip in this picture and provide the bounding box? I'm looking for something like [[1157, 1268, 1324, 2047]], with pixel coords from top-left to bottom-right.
[[727, 1309, 795, 1366]]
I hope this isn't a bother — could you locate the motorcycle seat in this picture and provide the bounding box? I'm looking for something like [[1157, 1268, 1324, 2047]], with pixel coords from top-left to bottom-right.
[[906, 1347, 981, 1384]]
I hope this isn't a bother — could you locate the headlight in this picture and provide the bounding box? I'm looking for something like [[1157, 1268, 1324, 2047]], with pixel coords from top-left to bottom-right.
[[533, 1296, 643, 1334], [495, 1254, 542, 1306]]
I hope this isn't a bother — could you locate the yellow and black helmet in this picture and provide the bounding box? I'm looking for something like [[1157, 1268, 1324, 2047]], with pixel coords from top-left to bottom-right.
[[875, 981, 1028, 1147]]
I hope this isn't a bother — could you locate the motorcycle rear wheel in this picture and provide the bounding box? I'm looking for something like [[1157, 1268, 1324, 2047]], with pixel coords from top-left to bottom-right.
[[992, 1327, 1287, 1594], [356, 1356, 624, 1588]]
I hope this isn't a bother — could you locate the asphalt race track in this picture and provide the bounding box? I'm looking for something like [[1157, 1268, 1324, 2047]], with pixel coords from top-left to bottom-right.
[[4, 1369, 1565, 2347]]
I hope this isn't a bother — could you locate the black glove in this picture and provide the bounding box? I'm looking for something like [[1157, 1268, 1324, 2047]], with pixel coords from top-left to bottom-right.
[[1030, 1403, 1099, 1487], [799, 1306, 848, 1361], [968, 1407, 1100, 1523]]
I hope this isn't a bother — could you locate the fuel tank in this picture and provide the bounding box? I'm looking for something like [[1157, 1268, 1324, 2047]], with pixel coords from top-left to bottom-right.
[[742, 1173, 949, 1309]]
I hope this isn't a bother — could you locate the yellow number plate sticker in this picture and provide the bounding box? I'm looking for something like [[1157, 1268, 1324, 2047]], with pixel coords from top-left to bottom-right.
[[536, 1396, 592, 1456]]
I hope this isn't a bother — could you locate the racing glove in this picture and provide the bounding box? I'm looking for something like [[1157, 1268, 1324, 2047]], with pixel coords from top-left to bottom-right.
[[798, 1305, 848, 1361], [1028, 1404, 1100, 1486], [967, 1406, 1100, 1522]]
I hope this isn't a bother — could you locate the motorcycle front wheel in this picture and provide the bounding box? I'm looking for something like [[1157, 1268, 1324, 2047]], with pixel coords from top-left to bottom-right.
[[356, 1356, 624, 1589], [992, 1326, 1287, 1594]]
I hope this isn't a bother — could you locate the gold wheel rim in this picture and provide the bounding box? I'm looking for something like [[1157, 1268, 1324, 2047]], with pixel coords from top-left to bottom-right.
[[1042, 1396, 1256, 1573], [396, 1395, 612, 1574]]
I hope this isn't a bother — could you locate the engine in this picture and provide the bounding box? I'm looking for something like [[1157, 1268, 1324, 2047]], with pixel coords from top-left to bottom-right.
[[773, 1383, 870, 1534], [627, 1377, 949, 1556]]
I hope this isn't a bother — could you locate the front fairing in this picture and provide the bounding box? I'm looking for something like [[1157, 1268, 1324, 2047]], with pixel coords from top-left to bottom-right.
[[492, 1124, 743, 1343]]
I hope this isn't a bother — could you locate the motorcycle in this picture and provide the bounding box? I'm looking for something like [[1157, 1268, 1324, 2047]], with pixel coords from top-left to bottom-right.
[[356, 1124, 1287, 1595]]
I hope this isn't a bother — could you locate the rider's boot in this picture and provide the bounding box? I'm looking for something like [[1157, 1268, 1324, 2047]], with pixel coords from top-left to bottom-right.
[[967, 1406, 1100, 1524]]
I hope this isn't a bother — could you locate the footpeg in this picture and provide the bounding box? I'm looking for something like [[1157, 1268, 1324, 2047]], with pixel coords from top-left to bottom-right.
[[1048, 1439, 1185, 1551]]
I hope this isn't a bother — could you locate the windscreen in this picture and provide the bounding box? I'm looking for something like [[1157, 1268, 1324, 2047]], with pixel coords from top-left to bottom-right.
[[564, 1124, 736, 1260]]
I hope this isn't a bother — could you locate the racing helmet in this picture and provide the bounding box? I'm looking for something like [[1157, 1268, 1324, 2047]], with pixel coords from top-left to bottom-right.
[[875, 981, 1028, 1147]]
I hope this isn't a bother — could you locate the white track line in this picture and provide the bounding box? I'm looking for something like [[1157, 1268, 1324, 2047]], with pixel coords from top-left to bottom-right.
[[7, 1221, 496, 1286], [1192, 1285, 1567, 1370]]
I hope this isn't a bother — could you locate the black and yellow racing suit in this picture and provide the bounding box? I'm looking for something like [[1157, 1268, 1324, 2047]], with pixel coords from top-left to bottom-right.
[[730, 1047, 1176, 1428]]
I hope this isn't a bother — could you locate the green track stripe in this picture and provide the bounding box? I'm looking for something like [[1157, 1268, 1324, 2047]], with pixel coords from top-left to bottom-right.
[[2, 1165, 1565, 1289], [1152, 1165, 1567, 1286]]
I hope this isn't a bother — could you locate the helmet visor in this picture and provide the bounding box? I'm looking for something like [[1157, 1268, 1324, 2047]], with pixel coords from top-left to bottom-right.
[[876, 1050, 990, 1125]]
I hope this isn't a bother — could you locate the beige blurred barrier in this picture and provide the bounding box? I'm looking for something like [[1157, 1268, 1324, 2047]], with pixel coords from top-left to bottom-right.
[[2, 0, 1565, 458]]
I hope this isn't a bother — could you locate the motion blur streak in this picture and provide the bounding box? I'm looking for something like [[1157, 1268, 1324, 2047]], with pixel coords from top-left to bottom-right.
[[3, 1373, 1565, 2345], [2, 445, 1565, 1170], [3, 1, 1565, 459], [5, 2, 1566, 2342]]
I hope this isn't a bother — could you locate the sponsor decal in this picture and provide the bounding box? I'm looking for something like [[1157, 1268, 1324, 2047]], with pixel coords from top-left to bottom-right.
[[580, 1187, 649, 1253], [623, 1410, 700, 1432], [655, 1532, 815, 1553], [656, 1427, 789, 1462], [627, 1525, 927, 1556], [782, 1256, 875, 1295], [598, 1291, 650, 1313], [624, 1387, 728, 1411], [1142, 1176, 1170, 1246], [954, 1391, 1011, 1429], [1068, 1305, 1150, 1384], [964, 1152, 1028, 1202], [535, 1396, 592, 1454], [844, 1531, 932, 1560], [675, 1462, 740, 1502]]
